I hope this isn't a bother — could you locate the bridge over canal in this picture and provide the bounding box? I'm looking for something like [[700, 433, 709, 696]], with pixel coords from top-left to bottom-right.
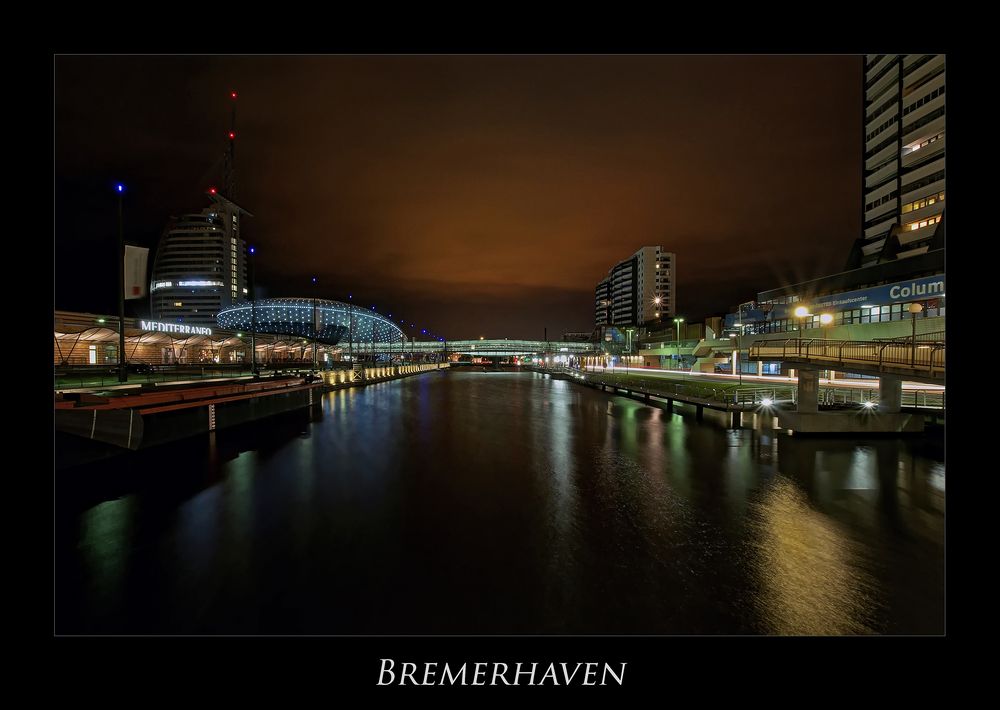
[[747, 334, 945, 433]]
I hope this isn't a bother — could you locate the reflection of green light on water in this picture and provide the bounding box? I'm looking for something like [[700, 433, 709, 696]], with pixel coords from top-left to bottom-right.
[[81, 497, 134, 606], [224, 454, 255, 538], [723, 430, 753, 514], [846, 448, 877, 490]]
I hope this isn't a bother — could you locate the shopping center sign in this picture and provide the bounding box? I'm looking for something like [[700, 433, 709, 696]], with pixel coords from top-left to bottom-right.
[[810, 275, 945, 310], [139, 320, 213, 336]]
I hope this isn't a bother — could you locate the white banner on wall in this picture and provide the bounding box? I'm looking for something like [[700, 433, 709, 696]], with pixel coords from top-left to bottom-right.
[[124, 245, 149, 299]]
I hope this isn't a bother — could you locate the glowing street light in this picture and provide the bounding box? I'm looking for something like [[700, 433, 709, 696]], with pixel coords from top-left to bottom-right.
[[909, 302, 924, 365], [248, 245, 258, 375], [793, 305, 811, 346], [730, 333, 742, 385], [115, 182, 127, 383], [670, 317, 685, 371], [625, 327, 635, 377]]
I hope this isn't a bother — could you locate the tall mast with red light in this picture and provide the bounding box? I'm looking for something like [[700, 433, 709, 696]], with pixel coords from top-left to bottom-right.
[[224, 90, 237, 200]]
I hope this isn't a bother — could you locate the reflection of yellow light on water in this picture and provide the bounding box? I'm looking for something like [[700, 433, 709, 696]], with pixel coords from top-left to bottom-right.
[[750, 478, 877, 635]]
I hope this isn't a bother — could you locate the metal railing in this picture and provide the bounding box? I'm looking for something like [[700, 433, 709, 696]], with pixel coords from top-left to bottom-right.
[[538, 366, 796, 408], [749, 338, 946, 376], [53, 362, 340, 391], [816, 386, 945, 410], [54, 365, 258, 390], [873, 330, 946, 343], [537, 366, 945, 412]]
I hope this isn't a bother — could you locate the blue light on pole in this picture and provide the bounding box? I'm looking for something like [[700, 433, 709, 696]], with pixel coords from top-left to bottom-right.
[[249, 246, 255, 254], [116, 183, 124, 193]]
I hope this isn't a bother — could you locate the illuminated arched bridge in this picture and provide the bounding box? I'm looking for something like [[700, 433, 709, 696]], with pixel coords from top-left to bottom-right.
[[218, 301, 598, 358], [218, 298, 405, 349], [408, 339, 596, 356]]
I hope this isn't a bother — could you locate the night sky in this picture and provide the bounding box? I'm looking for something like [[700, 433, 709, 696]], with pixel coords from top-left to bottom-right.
[[55, 55, 861, 339]]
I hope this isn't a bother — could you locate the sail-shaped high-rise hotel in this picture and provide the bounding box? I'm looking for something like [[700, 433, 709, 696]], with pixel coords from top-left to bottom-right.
[[149, 92, 250, 327], [148, 191, 250, 327]]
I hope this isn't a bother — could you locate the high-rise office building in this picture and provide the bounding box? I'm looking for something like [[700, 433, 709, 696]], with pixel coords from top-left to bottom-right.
[[594, 246, 675, 328], [852, 54, 945, 268], [149, 192, 251, 327]]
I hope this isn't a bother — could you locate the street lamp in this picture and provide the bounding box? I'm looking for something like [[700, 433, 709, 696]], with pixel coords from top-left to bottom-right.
[[818, 313, 834, 378], [311, 277, 319, 372], [248, 245, 257, 376], [116, 183, 127, 383], [672, 317, 684, 371], [730, 334, 742, 385], [625, 328, 635, 378], [908, 302, 923, 365], [793, 306, 811, 352]]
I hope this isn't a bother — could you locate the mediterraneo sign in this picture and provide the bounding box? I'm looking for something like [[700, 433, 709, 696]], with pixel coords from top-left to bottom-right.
[[139, 320, 212, 336]]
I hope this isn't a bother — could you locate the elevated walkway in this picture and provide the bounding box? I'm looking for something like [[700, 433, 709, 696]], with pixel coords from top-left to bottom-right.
[[748, 337, 945, 384]]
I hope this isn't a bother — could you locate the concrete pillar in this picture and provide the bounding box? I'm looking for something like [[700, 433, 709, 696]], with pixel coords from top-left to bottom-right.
[[797, 368, 818, 413], [879, 374, 902, 414], [828, 369, 836, 381], [667, 399, 674, 413], [757, 361, 763, 377], [731, 410, 742, 428]]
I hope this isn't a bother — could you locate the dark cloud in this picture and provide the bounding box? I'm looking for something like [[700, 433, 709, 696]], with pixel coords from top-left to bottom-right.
[[55, 55, 860, 338]]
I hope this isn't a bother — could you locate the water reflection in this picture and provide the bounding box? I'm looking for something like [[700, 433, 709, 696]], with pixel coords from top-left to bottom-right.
[[55, 371, 944, 634], [749, 477, 878, 635]]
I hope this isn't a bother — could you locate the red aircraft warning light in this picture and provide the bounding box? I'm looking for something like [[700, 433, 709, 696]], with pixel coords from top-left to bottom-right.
[[229, 131, 236, 140], [209, 187, 217, 195]]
